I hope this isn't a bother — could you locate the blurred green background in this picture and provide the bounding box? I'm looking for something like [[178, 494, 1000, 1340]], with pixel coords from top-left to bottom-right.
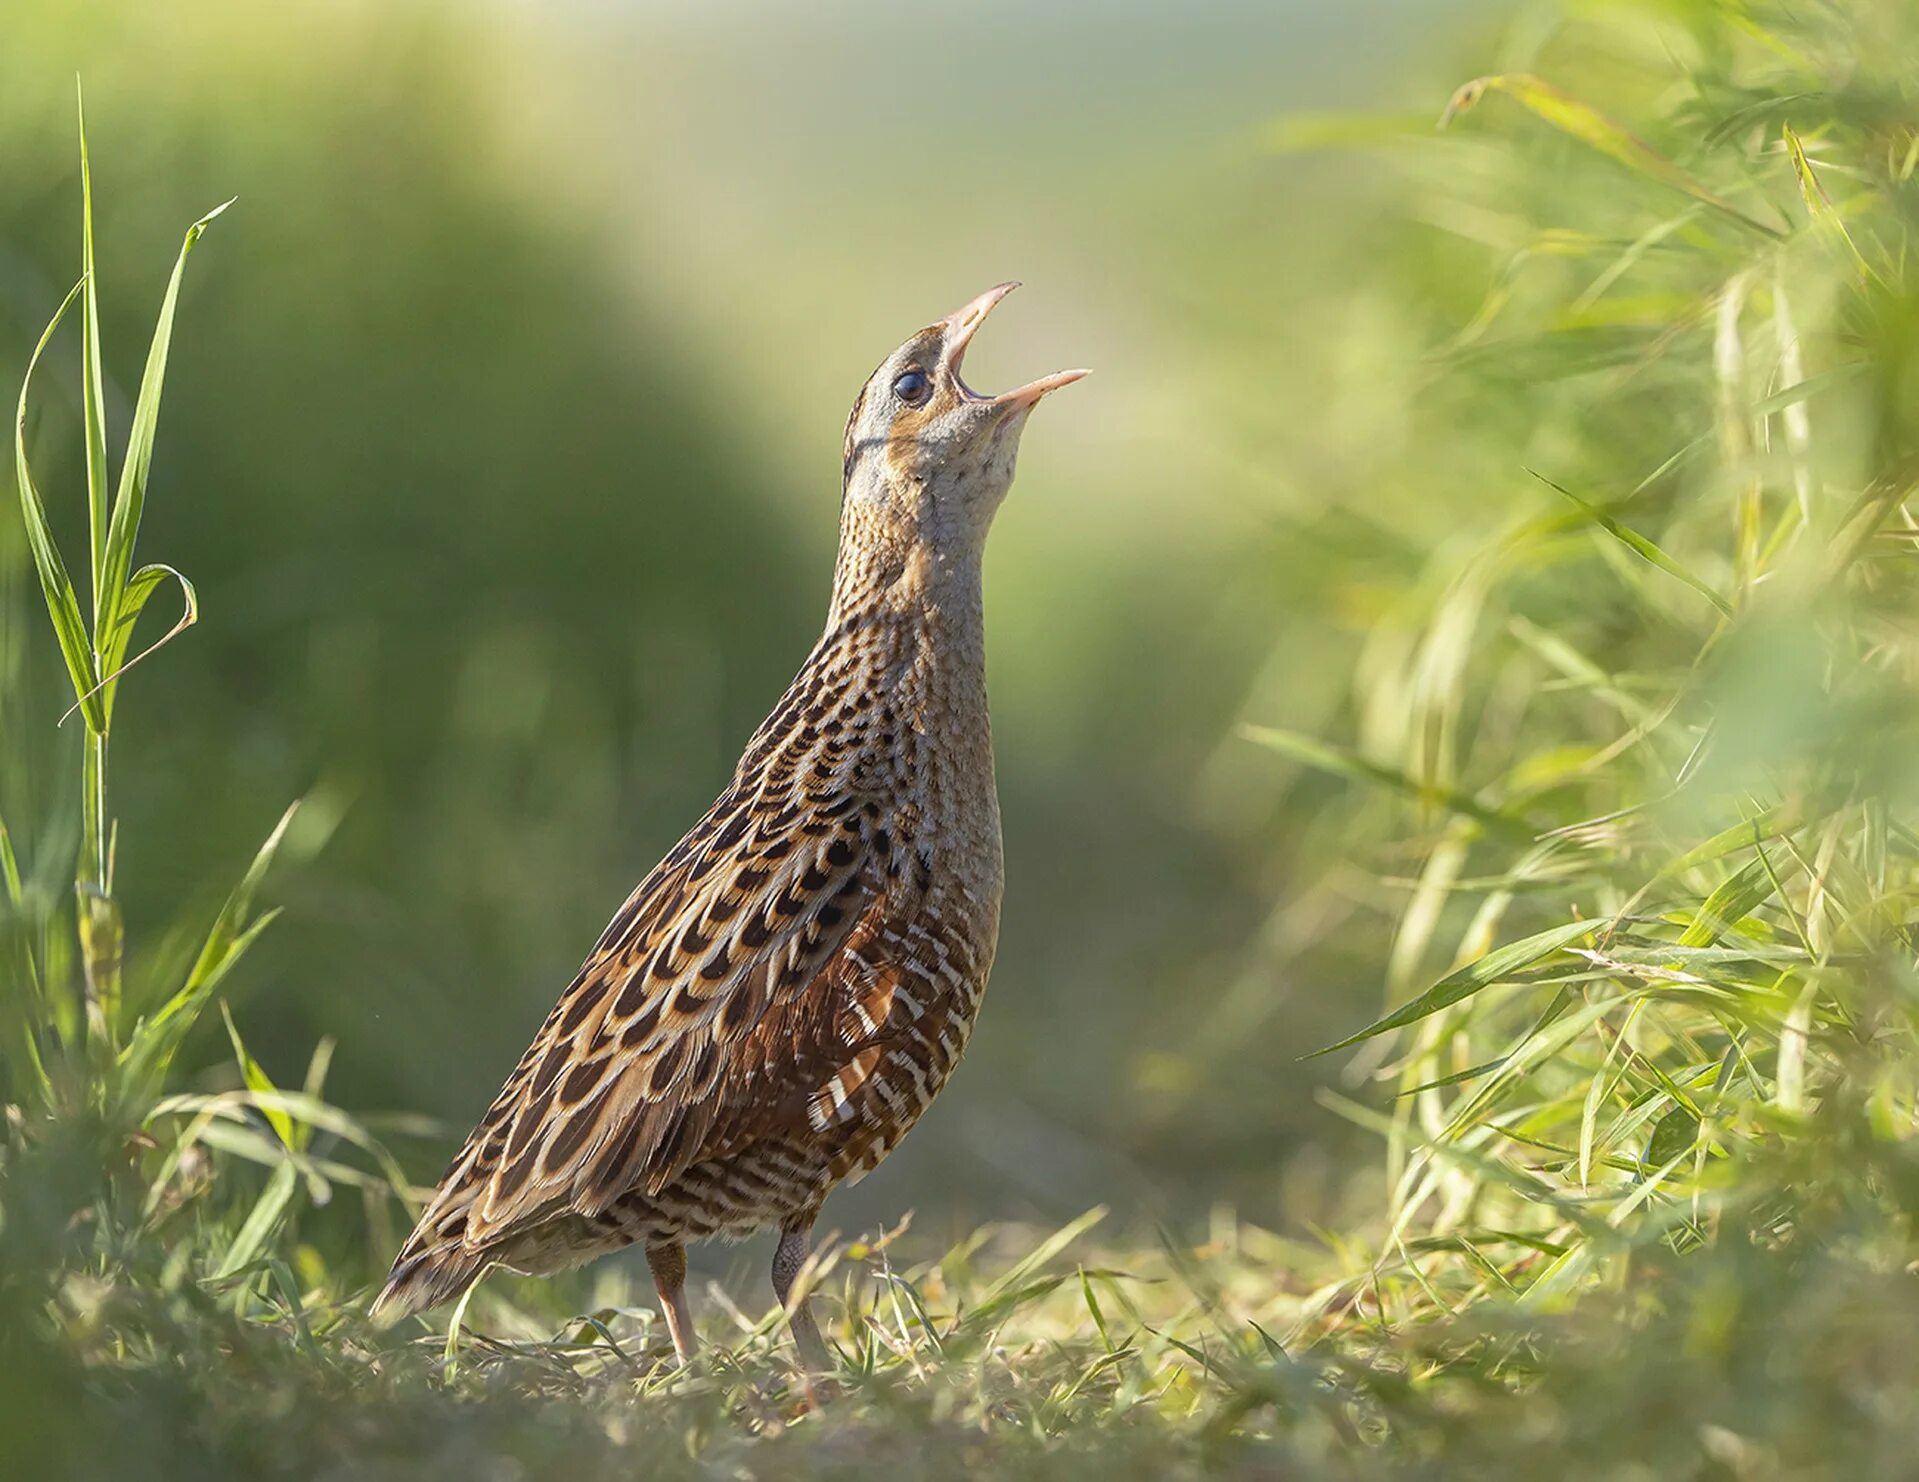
[[0, 0, 1484, 1261], [15, 2, 1919, 1475]]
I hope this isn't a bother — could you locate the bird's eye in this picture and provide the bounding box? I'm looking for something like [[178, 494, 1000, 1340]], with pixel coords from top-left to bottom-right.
[[892, 369, 931, 405]]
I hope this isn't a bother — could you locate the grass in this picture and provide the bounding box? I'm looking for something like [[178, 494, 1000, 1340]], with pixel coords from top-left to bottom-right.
[[7, 2, 1919, 1476]]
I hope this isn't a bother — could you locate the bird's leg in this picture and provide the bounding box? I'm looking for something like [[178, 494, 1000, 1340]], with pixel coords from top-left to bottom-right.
[[646, 1241, 695, 1364], [771, 1216, 832, 1374]]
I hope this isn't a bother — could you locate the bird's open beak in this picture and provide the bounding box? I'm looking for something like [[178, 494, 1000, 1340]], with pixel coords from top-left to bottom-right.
[[941, 282, 1090, 410]]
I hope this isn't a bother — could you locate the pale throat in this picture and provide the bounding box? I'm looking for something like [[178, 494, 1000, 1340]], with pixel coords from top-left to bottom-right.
[[826, 465, 999, 639]]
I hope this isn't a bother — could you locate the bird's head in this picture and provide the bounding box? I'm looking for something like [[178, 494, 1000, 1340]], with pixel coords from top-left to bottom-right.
[[837, 283, 1086, 573]]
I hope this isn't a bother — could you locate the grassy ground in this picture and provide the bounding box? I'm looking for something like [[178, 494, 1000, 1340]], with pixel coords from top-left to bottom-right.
[[8, 1, 1919, 1476]]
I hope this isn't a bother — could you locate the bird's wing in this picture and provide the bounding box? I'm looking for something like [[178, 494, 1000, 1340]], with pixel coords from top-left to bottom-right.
[[397, 768, 926, 1262]]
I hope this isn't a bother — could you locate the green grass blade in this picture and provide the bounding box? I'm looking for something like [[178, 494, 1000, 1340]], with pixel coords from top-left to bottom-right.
[[1816, 461, 1919, 596], [1393, 1055, 1511, 1098], [1529, 470, 1735, 617], [1440, 73, 1783, 238], [1309, 918, 1595, 1058], [976, 1207, 1108, 1318], [147, 1086, 417, 1197], [94, 197, 232, 712], [1678, 857, 1776, 948], [120, 910, 279, 1105], [1238, 724, 1538, 839], [1645, 1101, 1699, 1169], [1658, 806, 1801, 880], [0, 811, 24, 911], [1782, 124, 1879, 285], [221, 1002, 297, 1150], [0, 808, 53, 1108], [1748, 363, 1866, 419], [116, 801, 297, 1102], [213, 1158, 298, 1281], [182, 801, 297, 989], [77, 83, 111, 607], [62, 562, 199, 725], [14, 277, 106, 732]]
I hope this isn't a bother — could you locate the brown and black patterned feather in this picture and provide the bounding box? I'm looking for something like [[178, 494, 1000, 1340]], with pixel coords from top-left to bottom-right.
[[375, 619, 935, 1315]]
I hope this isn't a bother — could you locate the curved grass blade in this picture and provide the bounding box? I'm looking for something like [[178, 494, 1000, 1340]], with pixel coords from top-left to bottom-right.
[[61, 562, 199, 726], [1817, 460, 1919, 595], [94, 197, 232, 708], [14, 277, 105, 732], [1528, 470, 1734, 617], [1239, 724, 1539, 840], [1440, 73, 1783, 239], [975, 1206, 1108, 1323], [148, 1086, 416, 1197], [1782, 124, 1880, 286], [1308, 918, 1595, 1058], [221, 1001, 296, 1150], [1658, 804, 1802, 879]]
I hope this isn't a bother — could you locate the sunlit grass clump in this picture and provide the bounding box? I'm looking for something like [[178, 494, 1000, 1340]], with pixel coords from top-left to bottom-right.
[[7, 3, 1919, 1476], [1265, 6, 1919, 1312]]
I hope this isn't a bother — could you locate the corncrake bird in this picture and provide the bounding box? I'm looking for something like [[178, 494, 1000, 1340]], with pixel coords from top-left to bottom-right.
[[374, 284, 1086, 1372]]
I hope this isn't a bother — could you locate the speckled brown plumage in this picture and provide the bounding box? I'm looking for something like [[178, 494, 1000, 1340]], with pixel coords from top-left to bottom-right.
[[373, 284, 1085, 1369]]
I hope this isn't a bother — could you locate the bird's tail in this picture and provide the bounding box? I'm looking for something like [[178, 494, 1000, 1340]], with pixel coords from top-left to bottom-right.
[[370, 1234, 492, 1325]]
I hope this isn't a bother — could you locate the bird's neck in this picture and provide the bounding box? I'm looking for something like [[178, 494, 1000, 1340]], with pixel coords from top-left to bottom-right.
[[825, 494, 988, 652], [826, 541, 987, 686], [806, 495, 1000, 881], [822, 500, 994, 778]]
